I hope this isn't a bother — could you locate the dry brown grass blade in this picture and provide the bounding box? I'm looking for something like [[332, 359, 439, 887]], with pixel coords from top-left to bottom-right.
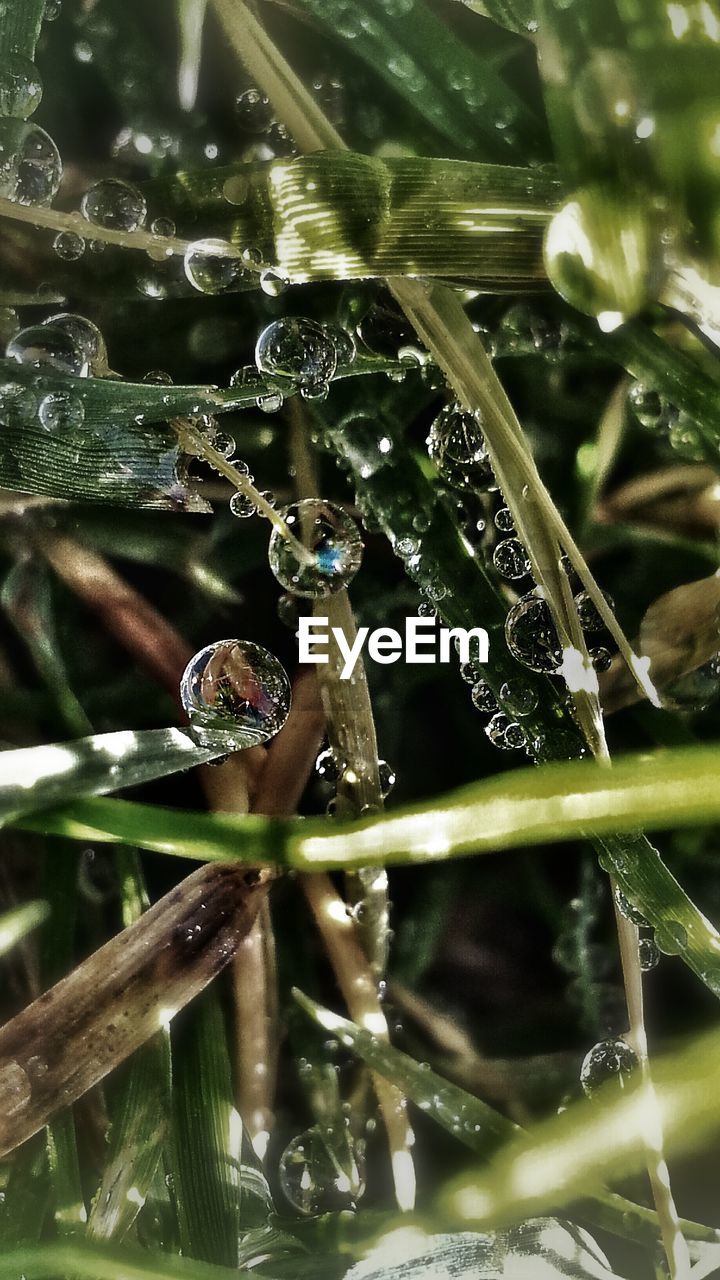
[[0, 863, 270, 1158], [600, 575, 720, 714]]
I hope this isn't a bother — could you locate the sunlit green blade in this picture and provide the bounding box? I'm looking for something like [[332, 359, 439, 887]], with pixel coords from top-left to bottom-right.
[[155, 154, 559, 288], [0, 727, 226, 825], [0, 1240, 252, 1280], [169, 990, 272, 1265], [0, 900, 49, 955], [437, 1019, 720, 1234], [18, 741, 720, 999]]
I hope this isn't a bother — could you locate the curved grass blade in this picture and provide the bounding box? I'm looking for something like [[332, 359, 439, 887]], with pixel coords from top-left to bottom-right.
[[0, 1240, 253, 1280], [0, 727, 228, 826], [0, 0, 44, 62], [0, 900, 49, 955]]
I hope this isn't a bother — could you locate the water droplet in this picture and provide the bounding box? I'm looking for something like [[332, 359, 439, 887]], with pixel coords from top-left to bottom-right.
[[614, 887, 648, 927], [7, 323, 89, 376], [229, 491, 255, 519], [38, 391, 85, 436], [471, 680, 498, 714], [235, 87, 274, 133], [180, 639, 291, 751], [427, 404, 489, 491], [499, 679, 538, 718], [53, 230, 85, 260], [81, 178, 147, 232], [638, 935, 660, 971], [494, 506, 515, 532], [279, 1126, 365, 1215], [41, 313, 108, 375], [378, 759, 396, 798], [0, 54, 43, 119], [316, 747, 344, 782], [259, 266, 288, 297], [0, 119, 61, 205], [505, 592, 562, 673], [580, 1037, 638, 1096], [151, 216, 175, 238], [627, 380, 674, 431], [184, 238, 247, 294], [575, 590, 613, 633], [655, 920, 688, 955], [590, 646, 612, 673], [493, 537, 530, 580], [255, 318, 338, 399], [334, 412, 394, 478], [44, 0, 61, 18], [268, 499, 363, 598]]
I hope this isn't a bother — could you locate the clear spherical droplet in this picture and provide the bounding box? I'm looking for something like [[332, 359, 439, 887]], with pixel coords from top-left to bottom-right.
[[268, 499, 363, 599], [499, 679, 538, 718], [614, 887, 648, 928], [316, 747, 344, 782], [493, 537, 530, 580], [471, 680, 498, 714], [575, 590, 613, 633], [580, 1037, 638, 1097], [494, 506, 515, 532], [7, 323, 89, 377], [229, 491, 255, 519], [378, 759, 396, 798], [53, 230, 85, 261], [259, 266, 288, 297], [81, 178, 147, 232], [38, 391, 85, 436], [184, 238, 247, 294], [279, 1126, 365, 1215], [627, 380, 674, 432], [427, 403, 489, 491], [0, 54, 43, 119], [42, 313, 108, 375], [638, 935, 660, 972], [180, 639, 291, 751], [505, 592, 562, 673], [255, 318, 338, 398], [0, 119, 61, 205]]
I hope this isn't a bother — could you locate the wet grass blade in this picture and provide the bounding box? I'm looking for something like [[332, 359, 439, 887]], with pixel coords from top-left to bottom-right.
[[0, 863, 269, 1157]]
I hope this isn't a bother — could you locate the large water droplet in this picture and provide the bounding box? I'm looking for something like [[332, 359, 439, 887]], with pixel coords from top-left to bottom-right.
[[334, 412, 394, 478], [580, 1037, 638, 1096], [0, 119, 61, 205], [255, 318, 338, 399], [627, 381, 674, 432], [41, 313, 108, 375], [53, 230, 85, 261], [505, 592, 562, 673], [180, 639, 291, 751], [279, 1125, 365, 1215], [7, 323, 89, 377], [81, 178, 147, 232], [0, 54, 43, 118], [493, 537, 530, 581], [427, 403, 492, 491], [38, 391, 85, 437], [184, 238, 247, 294], [268, 499, 363, 598]]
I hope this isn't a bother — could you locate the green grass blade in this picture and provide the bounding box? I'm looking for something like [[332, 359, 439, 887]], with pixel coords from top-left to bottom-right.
[[0, 900, 49, 955], [17, 741, 720, 999], [0, 1241, 254, 1280], [169, 990, 272, 1266], [0, 0, 44, 63], [0, 727, 227, 826]]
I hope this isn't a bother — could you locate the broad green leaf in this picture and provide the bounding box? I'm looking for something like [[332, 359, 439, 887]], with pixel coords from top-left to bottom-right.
[[0, 727, 227, 825], [17, 743, 720, 1001]]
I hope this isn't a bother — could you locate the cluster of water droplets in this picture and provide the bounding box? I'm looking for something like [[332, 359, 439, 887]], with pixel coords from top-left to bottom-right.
[[0, 9, 62, 209], [626, 378, 706, 460], [315, 744, 396, 818], [1, 312, 111, 442], [255, 317, 354, 402], [180, 639, 291, 752]]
